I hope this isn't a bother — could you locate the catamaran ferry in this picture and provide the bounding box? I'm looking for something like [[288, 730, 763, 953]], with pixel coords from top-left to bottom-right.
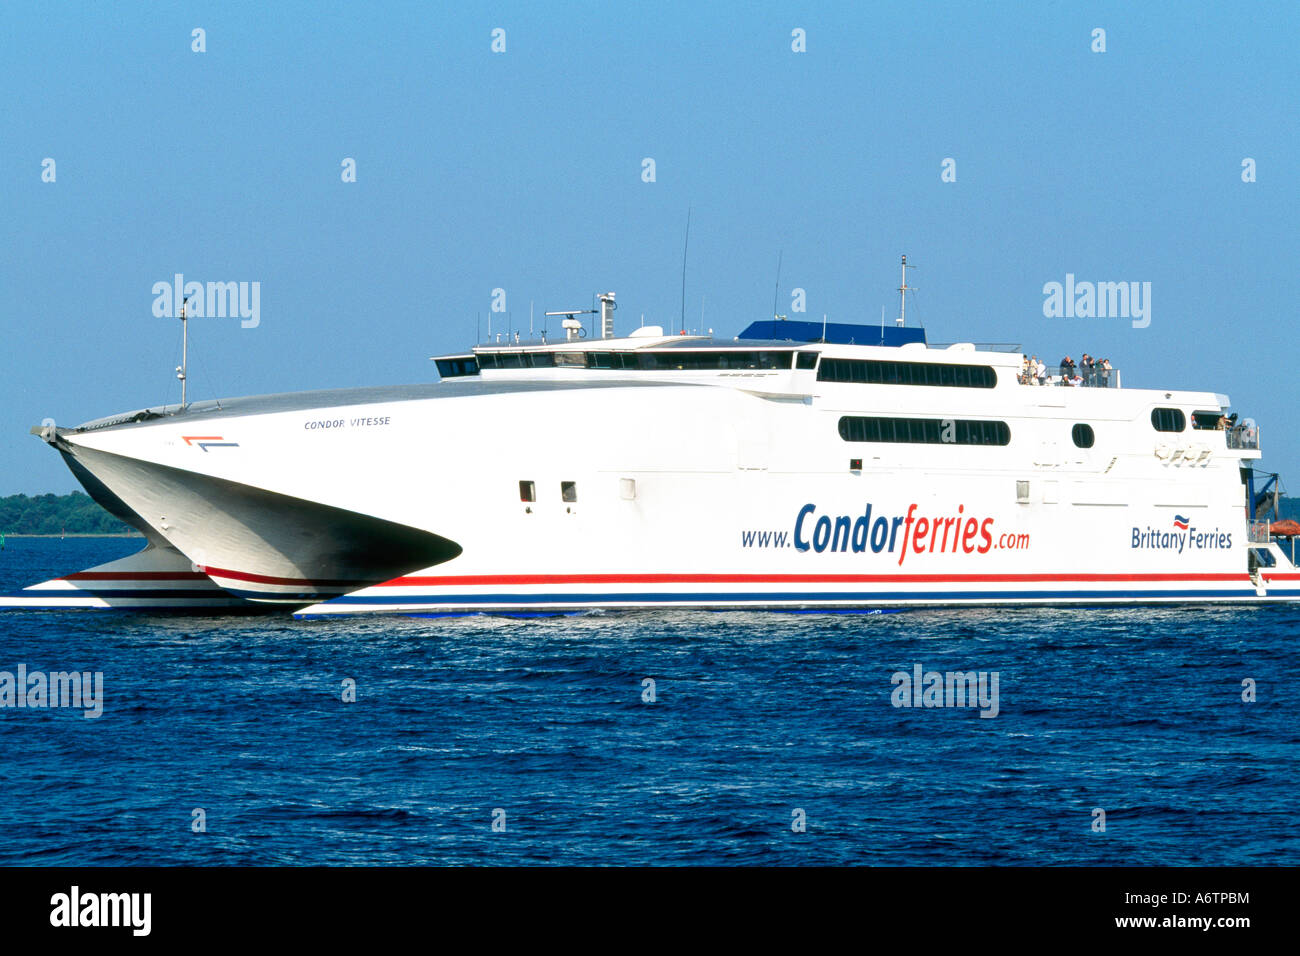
[[4, 285, 1296, 616]]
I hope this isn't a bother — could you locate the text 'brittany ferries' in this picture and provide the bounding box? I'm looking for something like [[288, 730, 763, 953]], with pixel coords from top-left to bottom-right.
[[1132, 515, 1232, 554]]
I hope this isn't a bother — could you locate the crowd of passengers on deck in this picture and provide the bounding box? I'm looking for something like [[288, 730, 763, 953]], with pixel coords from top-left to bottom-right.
[[1019, 353, 1114, 387]]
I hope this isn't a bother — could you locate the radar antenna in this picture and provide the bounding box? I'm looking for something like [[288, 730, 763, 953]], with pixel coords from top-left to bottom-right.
[[545, 306, 597, 342]]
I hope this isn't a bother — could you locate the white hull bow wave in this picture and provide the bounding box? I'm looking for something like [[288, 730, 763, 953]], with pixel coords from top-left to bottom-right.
[[4, 300, 1295, 616]]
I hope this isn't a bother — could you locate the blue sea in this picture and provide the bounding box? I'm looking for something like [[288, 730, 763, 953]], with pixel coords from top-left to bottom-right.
[[0, 536, 1296, 866]]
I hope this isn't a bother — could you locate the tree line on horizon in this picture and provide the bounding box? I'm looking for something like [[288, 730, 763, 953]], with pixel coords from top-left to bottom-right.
[[0, 491, 139, 535]]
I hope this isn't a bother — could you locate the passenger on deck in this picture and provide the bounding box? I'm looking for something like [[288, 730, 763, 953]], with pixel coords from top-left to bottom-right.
[[1058, 356, 1075, 383], [1035, 357, 1047, 385], [1081, 354, 1095, 386]]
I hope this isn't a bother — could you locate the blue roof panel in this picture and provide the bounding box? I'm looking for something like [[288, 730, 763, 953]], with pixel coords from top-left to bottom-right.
[[737, 320, 927, 347]]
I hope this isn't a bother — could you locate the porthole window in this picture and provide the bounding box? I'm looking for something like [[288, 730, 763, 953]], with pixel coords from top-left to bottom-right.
[[1151, 408, 1186, 433], [561, 481, 578, 502], [1071, 423, 1095, 448]]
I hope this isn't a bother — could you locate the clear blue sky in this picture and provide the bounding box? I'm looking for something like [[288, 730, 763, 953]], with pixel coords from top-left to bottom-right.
[[2, 1, 1297, 494]]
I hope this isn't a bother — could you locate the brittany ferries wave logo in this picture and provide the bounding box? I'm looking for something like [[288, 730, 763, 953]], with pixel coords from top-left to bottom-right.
[[1132, 517, 1231, 553]]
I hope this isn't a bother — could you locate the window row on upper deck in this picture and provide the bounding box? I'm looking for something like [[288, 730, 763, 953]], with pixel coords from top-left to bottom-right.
[[592, 350, 796, 371], [473, 349, 800, 372], [839, 416, 1011, 446], [817, 357, 997, 388], [449, 350, 1002, 387]]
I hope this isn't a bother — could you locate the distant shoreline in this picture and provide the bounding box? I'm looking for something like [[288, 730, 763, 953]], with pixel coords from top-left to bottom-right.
[[1, 491, 140, 536], [2, 533, 144, 539]]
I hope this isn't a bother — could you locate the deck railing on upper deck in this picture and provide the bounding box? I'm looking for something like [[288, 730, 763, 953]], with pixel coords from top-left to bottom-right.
[[1017, 368, 1121, 388], [1226, 425, 1260, 451]]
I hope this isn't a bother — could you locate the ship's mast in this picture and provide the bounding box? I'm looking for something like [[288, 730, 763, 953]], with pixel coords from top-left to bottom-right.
[[896, 254, 914, 327], [772, 250, 785, 321], [176, 295, 189, 408]]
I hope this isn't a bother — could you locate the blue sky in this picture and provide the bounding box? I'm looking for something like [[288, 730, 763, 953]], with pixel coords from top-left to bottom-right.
[[2, 1, 1297, 494]]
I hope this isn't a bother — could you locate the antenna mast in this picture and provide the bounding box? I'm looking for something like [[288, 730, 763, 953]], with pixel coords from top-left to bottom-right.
[[176, 295, 189, 408], [680, 207, 691, 330], [897, 254, 915, 327], [772, 250, 785, 321]]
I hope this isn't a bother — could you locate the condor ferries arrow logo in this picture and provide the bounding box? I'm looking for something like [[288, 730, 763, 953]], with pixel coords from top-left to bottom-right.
[[182, 435, 239, 451]]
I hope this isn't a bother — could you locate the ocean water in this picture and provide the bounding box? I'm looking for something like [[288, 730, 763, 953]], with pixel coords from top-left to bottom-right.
[[0, 536, 1296, 866]]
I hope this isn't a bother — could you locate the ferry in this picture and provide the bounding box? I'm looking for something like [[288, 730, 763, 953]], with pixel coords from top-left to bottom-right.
[[3, 279, 1297, 616]]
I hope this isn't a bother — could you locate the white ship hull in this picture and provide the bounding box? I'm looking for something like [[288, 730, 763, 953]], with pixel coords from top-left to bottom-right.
[[6, 321, 1295, 614]]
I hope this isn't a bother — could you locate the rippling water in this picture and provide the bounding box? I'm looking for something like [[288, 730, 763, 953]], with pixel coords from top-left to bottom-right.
[[1, 537, 1296, 865]]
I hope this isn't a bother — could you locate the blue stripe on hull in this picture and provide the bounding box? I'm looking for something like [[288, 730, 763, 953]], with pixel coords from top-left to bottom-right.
[[309, 587, 1267, 608], [4, 588, 239, 600]]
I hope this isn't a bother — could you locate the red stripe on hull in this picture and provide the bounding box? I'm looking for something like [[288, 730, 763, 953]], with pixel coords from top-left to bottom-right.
[[201, 566, 370, 588], [378, 571, 1253, 588]]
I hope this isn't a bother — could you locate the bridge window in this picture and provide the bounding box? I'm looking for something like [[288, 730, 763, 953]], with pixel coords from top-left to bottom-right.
[[477, 351, 556, 369], [818, 358, 996, 388], [1071, 423, 1095, 448], [435, 356, 480, 377], [561, 481, 578, 502], [796, 352, 819, 370], [1151, 408, 1186, 432], [636, 350, 794, 371], [838, 416, 1010, 446], [588, 351, 636, 369], [519, 481, 536, 502]]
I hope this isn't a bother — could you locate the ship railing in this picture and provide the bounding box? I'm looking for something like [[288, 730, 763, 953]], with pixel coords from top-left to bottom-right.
[[932, 342, 1023, 352], [1017, 368, 1121, 388], [1226, 425, 1260, 450], [1248, 520, 1271, 544]]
